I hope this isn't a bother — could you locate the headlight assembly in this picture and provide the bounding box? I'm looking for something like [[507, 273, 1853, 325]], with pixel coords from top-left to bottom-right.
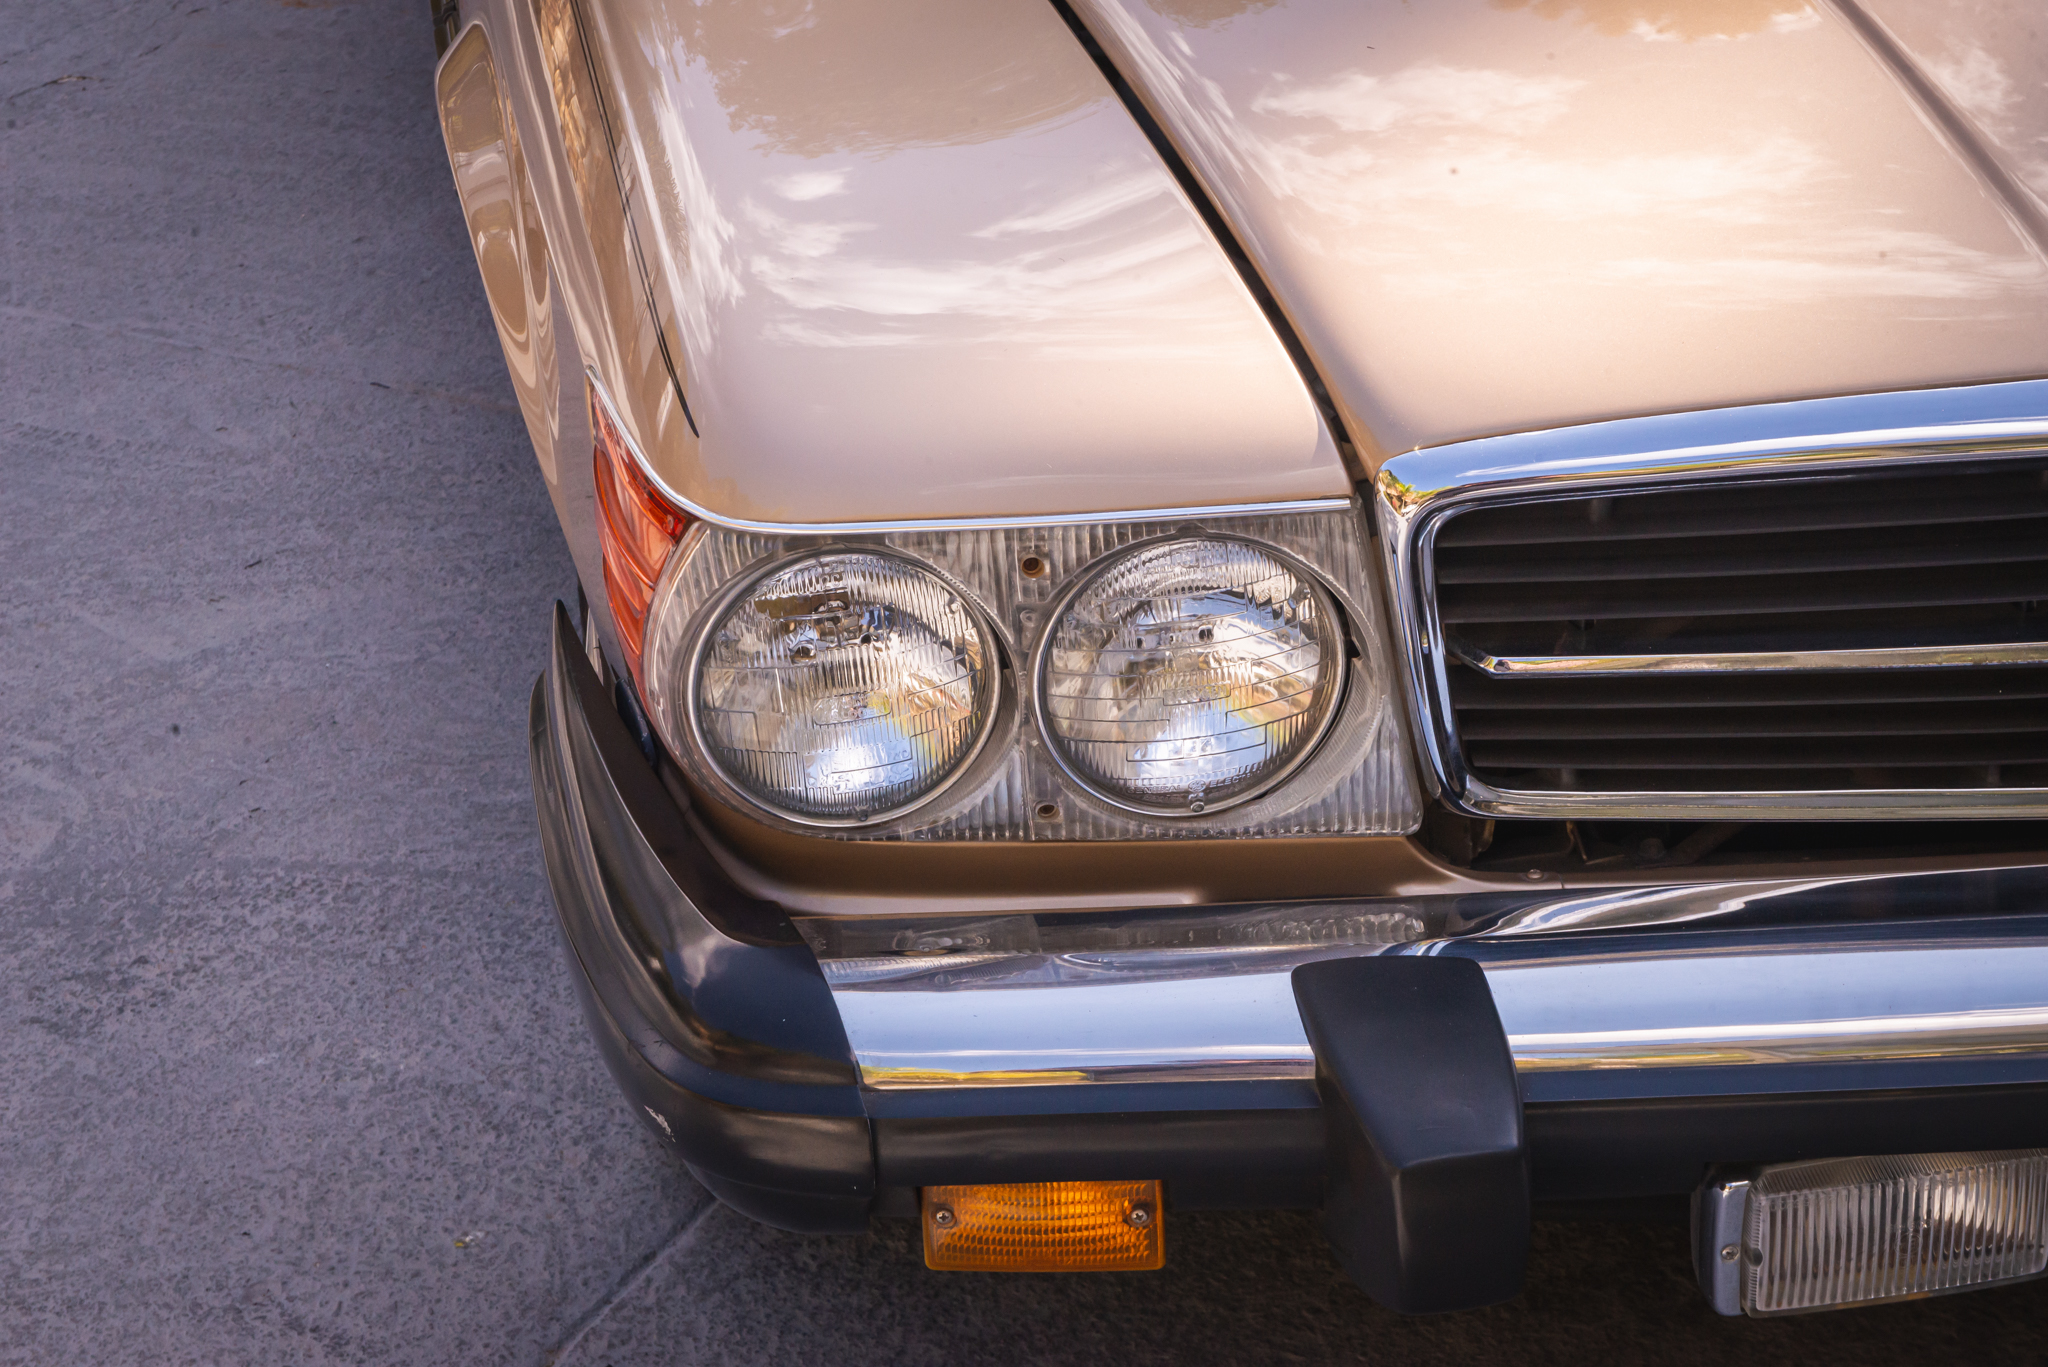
[[1039, 538, 1342, 815], [684, 551, 997, 824], [640, 507, 1419, 839]]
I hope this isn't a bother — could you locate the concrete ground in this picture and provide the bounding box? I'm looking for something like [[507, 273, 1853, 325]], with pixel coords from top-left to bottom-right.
[[3, 1, 2046, 1362]]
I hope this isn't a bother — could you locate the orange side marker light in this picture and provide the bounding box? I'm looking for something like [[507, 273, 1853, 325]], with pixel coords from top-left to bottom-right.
[[921, 1180, 1164, 1272], [589, 383, 690, 687]]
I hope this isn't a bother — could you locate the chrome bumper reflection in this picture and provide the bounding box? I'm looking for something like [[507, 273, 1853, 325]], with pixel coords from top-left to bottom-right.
[[798, 876, 2048, 1092]]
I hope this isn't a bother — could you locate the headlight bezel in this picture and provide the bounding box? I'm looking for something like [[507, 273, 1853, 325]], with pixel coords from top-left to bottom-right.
[[639, 506, 1420, 840], [1030, 532, 1350, 818]]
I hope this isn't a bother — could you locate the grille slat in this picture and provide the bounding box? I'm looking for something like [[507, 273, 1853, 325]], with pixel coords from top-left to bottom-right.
[[1459, 699, 2048, 740], [1441, 562, 2048, 623], [1436, 470, 2048, 547], [1429, 455, 2048, 799], [1436, 522, 2048, 584], [1449, 666, 2048, 710], [1465, 734, 2048, 770]]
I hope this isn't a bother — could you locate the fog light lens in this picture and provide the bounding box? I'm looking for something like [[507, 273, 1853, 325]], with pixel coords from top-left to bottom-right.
[[1704, 1150, 2048, 1316], [691, 551, 995, 822], [922, 1180, 1164, 1272], [1038, 537, 1341, 814]]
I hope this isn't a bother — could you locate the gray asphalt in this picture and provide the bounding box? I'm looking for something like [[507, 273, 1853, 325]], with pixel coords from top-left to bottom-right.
[[4, 2, 2047, 1363]]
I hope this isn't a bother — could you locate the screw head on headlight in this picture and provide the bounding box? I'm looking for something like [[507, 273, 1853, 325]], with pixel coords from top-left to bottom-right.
[[690, 551, 996, 822], [1038, 537, 1342, 815]]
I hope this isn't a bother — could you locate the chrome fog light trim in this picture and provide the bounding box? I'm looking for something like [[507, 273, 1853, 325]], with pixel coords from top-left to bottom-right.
[[1697, 1150, 2048, 1317]]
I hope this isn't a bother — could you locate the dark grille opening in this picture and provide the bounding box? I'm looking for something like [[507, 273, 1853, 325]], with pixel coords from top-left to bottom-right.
[[1430, 455, 2048, 796]]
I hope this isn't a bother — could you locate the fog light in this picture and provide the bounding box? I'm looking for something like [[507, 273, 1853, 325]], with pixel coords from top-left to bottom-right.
[[921, 1180, 1164, 1272], [1698, 1150, 2048, 1316]]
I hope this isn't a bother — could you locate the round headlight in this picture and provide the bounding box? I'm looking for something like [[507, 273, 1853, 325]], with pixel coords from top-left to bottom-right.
[[1038, 537, 1342, 815], [688, 551, 996, 823]]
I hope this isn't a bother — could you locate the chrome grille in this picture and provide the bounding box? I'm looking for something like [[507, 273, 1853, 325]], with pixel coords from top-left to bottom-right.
[[1422, 453, 2048, 806]]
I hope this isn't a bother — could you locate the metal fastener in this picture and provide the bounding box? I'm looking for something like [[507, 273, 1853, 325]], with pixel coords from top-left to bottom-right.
[[1720, 1244, 1739, 1263], [931, 1205, 956, 1229], [1125, 1204, 1152, 1229]]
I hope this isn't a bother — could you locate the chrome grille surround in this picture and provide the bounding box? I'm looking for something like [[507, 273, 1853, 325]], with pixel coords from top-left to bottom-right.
[[1374, 379, 2048, 820]]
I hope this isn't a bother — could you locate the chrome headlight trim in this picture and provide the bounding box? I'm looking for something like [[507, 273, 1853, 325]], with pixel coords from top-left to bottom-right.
[[1029, 533, 1348, 819], [1374, 378, 2048, 821]]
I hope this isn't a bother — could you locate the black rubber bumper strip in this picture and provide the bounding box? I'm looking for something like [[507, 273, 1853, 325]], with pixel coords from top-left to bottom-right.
[[1293, 956, 1529, 1313], [529, 602, 875, 1232]]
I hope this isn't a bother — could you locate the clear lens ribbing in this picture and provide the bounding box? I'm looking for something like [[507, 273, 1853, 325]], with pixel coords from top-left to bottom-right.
[[693, 552, 993, 820], [1039, 538, 1340, 813], [1745, 1150, 2048, 1315]]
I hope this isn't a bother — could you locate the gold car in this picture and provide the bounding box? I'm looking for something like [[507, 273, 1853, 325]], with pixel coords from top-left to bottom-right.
[[435, 0, 2048, 1317]]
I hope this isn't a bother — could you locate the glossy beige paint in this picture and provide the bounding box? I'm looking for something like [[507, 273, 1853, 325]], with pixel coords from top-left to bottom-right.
[[436, 25, 561, 481], [529, 0, 1349, 525], [438, 21, 626, 669], [1857, 0, 2048, 212], [1071, 0, 2048, 463]]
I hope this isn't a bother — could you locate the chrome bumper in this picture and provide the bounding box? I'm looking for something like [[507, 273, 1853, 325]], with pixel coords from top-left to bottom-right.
[[797, 873, 2048, 1102]]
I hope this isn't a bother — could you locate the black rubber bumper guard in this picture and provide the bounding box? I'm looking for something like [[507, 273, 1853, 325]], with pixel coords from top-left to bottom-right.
[[529, 603, 2048, 1313]]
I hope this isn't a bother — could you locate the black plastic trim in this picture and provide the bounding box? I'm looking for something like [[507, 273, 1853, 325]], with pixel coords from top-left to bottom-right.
[[876, 1108, 1325, 1210], [1527, 1081, 2048, 1202], [530, 603, 873, 1229], [1294, 956, 1529, 1313]]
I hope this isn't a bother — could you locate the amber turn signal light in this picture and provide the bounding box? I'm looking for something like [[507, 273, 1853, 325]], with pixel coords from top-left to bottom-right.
[[921, 1181, 1164, 1272], [590, 383, 690, 685]]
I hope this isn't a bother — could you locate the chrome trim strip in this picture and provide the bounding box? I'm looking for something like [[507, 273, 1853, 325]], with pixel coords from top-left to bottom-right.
[[1509, 1005, 2048, 1071], [1451, 640, 2048, 677], [807, 890, 2048, 1091], [584, 368, 1354, 535], [1373, 378, 2048, 819]]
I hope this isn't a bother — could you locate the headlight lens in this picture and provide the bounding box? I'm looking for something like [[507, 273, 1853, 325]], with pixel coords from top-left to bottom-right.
[[690, 551, 996, 822], [1038, 537, 1342, 814]]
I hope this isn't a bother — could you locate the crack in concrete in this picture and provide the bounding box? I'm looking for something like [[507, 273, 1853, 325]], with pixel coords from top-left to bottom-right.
[[3, 72, 94, 102], [546, 1197, 720, 1366]]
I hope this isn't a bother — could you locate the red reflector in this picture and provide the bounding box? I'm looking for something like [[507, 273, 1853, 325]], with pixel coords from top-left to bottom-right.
[[590, 383, 689, 684]]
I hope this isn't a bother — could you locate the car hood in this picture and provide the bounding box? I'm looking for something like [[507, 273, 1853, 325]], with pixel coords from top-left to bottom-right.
[[1074, 0, 2048, 461], [559, 0, 1348, 526], [568, 0, 2048, 524]]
